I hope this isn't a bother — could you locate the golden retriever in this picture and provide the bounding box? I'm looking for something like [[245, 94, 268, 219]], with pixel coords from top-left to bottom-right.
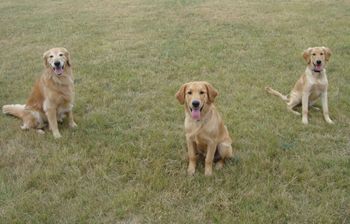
[[266, 46, 333, 124], [176, 81, 233, 176], [2, 47, 77, 138]]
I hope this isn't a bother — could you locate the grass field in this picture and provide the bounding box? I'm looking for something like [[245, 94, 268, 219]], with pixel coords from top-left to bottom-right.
[[1, 0, 350, 223]]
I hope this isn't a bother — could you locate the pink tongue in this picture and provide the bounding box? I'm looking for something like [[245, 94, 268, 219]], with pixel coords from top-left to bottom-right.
[[191, 109, 201, 120], [54, 67, 63, 75], [316, 65, 322, 71]]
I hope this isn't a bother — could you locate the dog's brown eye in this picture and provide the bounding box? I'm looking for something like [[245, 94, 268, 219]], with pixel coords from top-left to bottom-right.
[[49, 55, 53, 58], [200, 91, 205, 95], [187, 91, 192, 95], [312, 53, 316, 56], [320, 53, 323, 55], [59, 53, 63, 56]]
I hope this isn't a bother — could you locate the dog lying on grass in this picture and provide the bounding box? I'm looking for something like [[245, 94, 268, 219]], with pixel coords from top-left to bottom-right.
[[266, 47, 334, 124], [176, 81, 233, 176], [2, 47, 77, 138]]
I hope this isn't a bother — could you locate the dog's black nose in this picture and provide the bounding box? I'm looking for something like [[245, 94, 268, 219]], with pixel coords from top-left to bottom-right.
[[316, 60, 322, 65], [54, 61, 61, 67], [192, 100, 200, 108]]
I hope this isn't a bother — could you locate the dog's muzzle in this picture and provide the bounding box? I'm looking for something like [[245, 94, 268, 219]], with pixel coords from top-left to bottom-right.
[[313, 60, 323, 72], [53, 61, 64, 75], [189, 100, 204, 120]]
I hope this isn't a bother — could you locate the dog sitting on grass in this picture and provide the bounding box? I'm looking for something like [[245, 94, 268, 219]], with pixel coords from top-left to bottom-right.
[[2, 47, 77, 138], [176, 81, 233, 176], [266, 47, 334, 124]]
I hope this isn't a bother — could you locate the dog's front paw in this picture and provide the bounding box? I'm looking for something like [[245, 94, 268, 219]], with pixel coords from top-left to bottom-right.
[[69, 121, 78, 128], [326, 119, 334, 124], [205, 167, 213, 176], [53, 131, 62, 139], [187, 167, 195, 176], [302, 118, 308, 125]]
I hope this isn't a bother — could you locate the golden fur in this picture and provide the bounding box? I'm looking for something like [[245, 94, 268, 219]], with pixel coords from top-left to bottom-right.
[[266, 46, 334, 124], [2, 47, 77, 138], [176, 81, 233, 176]]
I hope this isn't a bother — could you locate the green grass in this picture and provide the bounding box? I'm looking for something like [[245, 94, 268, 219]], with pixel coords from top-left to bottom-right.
[[1, 0, 350, 223]]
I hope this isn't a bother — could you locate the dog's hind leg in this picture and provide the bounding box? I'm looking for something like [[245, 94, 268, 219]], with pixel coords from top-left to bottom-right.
[[20, 123, 30, 130], [18, 110, 38, 131], [287, 99, 301, 116], [36, 129, 45, 134], [215, 142, 233, 170], [309, 100, 320, 111]]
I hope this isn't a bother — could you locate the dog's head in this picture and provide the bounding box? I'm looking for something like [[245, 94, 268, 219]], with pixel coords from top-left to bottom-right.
[[43, 47, 71, 76], [303, 46, 331, 72], [176, 81, 218, 120]]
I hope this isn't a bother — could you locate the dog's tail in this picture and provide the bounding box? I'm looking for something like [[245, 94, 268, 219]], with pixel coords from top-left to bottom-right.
[[265, 86, 289, 102], [2, 104, 26, 119]]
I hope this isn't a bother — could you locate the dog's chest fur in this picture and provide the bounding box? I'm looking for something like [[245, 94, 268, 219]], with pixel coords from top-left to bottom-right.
[[185, 114, 217, 142], [306, 69, 328, 100], [41, 73, 75, 114]]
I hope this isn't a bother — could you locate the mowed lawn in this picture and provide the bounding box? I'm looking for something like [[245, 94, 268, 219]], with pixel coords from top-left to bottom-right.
[[1, 0, 350, 223]]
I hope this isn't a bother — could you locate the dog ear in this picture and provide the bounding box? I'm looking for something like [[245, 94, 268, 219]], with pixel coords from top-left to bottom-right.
[[43, 50, 50, 68], [205, 82, 218, 104], [176, 84, 187, 105], [322, 47, 332, 62], [303, 48, 312, 64], [61, 48, 71, 66]]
